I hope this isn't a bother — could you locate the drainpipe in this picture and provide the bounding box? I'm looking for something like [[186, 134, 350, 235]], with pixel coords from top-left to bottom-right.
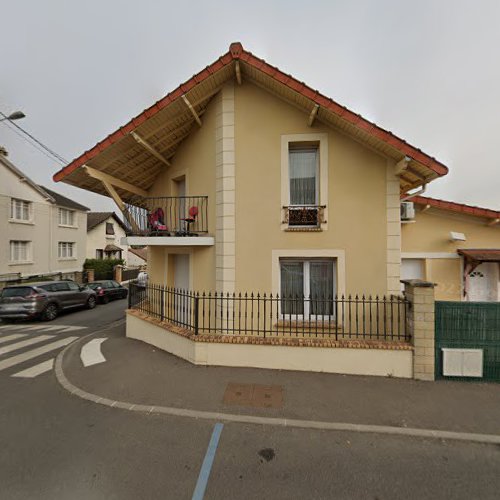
[[401, 183, 427, 202]]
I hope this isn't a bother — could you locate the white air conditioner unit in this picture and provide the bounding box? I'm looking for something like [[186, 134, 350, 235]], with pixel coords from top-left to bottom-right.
[[400, 202, 415, 221]]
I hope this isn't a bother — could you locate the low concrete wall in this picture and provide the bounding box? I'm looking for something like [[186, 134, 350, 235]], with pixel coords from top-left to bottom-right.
[[126, 313, 413, 378]]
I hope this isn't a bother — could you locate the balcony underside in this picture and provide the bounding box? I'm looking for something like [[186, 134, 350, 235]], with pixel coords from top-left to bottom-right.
[[121, 236, 214, 246]]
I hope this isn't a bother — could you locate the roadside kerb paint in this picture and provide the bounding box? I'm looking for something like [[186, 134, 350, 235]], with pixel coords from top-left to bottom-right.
[[55, 323, 500, 446]]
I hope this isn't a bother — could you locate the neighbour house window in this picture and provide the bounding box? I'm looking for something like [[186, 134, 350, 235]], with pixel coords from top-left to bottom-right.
[[58, 242, 75, 259], [10, 198, 32, 221], [280, 258, 336, 316], [9, 241, 31, 262], [59, 208, 75, 226], [96, 249, 104, 259], [106, 222, 115, 235]]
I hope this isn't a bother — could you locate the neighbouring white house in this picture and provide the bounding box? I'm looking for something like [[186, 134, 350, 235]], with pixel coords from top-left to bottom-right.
[[86, 212, 130, 262], [0, 147, 89, 281], [127, 247, 147, 267]]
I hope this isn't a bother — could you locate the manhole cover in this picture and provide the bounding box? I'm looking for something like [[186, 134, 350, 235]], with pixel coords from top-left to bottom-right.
[[223, 383, 284, 408]]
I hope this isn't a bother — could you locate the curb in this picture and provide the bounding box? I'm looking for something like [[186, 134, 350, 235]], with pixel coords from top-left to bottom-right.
[[55, 325, 500, 446]]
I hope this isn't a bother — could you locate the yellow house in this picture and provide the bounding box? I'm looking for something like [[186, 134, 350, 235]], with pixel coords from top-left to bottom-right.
[[401, 195, 500, 302], [53, 42, 450, 378]]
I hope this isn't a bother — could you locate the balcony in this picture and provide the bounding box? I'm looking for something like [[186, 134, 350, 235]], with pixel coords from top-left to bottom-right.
[[121, 196, 214, 246], [282, 205, 326, 229]]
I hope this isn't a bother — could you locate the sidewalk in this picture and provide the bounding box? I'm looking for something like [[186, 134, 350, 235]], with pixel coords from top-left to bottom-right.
[[61, 322, 500, 436]]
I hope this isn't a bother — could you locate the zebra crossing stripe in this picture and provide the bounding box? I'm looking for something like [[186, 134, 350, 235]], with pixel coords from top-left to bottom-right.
[[0, 335, 54, 356], [0, 337, 77, 372], [0, 334, 26, 345], [12, 358, 54, 378]]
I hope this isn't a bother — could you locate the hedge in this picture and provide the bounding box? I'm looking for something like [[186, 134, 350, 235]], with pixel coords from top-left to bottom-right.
[[83, 258, 124, 280]]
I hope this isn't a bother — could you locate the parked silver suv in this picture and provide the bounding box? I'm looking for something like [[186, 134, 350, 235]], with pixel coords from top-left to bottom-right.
[[0, 281, 97, 321]]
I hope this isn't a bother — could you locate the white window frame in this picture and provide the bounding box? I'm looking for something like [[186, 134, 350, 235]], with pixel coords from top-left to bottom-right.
[[281, 133, 328, 231], [279, 258, 337, 319], [9, 198, 33, 223], [9, 240, 32, 263], [58, 241, 76, 259], [58, 208, 76, 227]]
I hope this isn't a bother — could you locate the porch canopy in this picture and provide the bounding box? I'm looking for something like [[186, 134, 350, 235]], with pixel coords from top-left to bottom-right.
[[458, 249, 500, 271], [52, 42, 448, 210]]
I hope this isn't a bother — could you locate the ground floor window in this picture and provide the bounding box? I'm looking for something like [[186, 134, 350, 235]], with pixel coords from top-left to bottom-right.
[[58, 242, 75, 259], [280, 258, 336, 316], [9, 240, 30, 262], [96, 249, 104, 259]]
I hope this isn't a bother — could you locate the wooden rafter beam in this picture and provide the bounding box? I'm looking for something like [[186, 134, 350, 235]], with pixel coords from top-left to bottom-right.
[[100, 180, 140, 234], [235, 61, 242, 85], [308, 104, 319, 127], [395, 156, 411, 175], [83, 165, 148, 197], [407, 165, 427, 181], [421, 204, 431, 213], [487, 218, 500, 226], [181, 95, 202, 127], [130, 131, 171, 167]]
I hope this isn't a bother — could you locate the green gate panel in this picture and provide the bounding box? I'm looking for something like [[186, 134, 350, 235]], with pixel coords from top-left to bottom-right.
[[435, 301, 500, 382]]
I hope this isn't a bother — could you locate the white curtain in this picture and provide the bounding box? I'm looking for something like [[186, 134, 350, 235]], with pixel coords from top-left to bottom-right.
[[289, 148, 318, 205]]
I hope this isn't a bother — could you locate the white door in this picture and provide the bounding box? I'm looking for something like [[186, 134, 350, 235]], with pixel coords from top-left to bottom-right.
[[401, 259, 425, 291], [174, 254, 190, 323], [468, 262, 499, 302], [174, 254, 190, 290]]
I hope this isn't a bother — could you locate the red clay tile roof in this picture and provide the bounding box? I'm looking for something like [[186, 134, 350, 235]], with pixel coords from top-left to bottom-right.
[[53, 42, 448, 183], [411, 195, 500, 220]]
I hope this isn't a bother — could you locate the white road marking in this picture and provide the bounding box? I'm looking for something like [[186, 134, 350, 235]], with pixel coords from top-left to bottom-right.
[[80, 338, 107, 367], [58, 326, 87, 333], [12, 358, 54, 378], [0, 325, 28, 331], [0, 337, 77, 372], [0, 335, 53, 356], [0, 334, 26, 344]]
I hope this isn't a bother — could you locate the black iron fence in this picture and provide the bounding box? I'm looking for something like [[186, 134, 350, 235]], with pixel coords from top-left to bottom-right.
[[129, 283, 409, 341], [125, 196, 208, 236], [282, 205, 326, 227]]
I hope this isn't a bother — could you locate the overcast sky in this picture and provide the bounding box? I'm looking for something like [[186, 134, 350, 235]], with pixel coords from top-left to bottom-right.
[[1, 0, 500, 211]]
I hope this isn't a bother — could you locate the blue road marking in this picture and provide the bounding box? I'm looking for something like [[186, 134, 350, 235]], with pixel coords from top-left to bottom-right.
[[192, 423, 224, 500]]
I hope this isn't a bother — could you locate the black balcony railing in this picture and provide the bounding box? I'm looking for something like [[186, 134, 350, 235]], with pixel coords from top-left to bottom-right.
[[283, 205, 326, 227], [125, 196, 208, 236], [129, 283, 410, 341]]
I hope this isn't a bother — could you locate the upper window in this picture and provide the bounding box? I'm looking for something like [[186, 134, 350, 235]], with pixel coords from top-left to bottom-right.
[[59, 208, 75, 226], [9, 240, 31, 262], [280, 258, 336, 316], [281, 134, 328, 230], [106, 222, 115, 235], [10, 199, 32, 222], [289, 144, 319, 206], [58, 242, 75, 259]]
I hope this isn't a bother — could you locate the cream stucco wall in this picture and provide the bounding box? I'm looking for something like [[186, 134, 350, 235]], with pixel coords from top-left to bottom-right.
[[402, 206, 500, 300], [145, 81, 395, 296], [147, 92, 217, 290], [0, 164, 87, 277], [234, 83, 389, 296]]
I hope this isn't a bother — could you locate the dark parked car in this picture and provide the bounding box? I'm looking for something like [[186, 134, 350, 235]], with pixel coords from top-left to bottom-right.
[[0, 281, 97, 321], [87, 280, 128, 304]]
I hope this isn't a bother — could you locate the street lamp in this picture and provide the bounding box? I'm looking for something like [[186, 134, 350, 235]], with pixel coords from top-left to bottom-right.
[[0, 111, 26, 122]]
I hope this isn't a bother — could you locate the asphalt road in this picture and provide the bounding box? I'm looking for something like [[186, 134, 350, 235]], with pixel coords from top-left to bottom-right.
[[0, 301, 499, 499]]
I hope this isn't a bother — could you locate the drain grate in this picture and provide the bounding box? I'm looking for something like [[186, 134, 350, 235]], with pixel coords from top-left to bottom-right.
[[223, 383, 284, 408]]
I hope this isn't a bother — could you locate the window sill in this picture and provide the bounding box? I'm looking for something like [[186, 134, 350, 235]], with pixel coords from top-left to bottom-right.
[[284, 227, 323, 232], [8, 219, 34, 225], [105, 235, 116, 239], [58, 257, 77, 261], [8, 261, 34, 266], [59, 224, 78, 229]]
